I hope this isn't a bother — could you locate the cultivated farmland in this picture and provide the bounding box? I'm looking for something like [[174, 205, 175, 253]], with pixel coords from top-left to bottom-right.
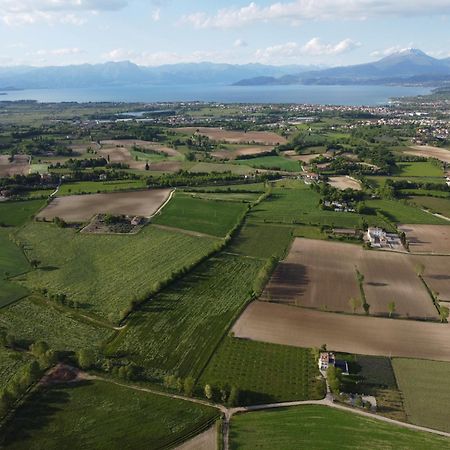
[[229, 405, 450, 450], [404, 145, 450, 164], [232, 302, 450, 361], [234, 155, 301, 172], [0, 297, 111, 352], [393, 358, 450, 432], [17, 222, 220, 322], [0, 347, 33, 388], [409, 196, 450, 220], [177, 127, 287, 145], [0, 199, 46, 227], [199, 337, 323, 405], [262, 239, 437, 319], [212, 146, 273, 160], [153, 193, 248, 237], [106, 254, 264, 379], [399, 224, 450, 254], [0, 155, 30, 177], [37, 189, 172, 222], [0, 380, 218, 450]]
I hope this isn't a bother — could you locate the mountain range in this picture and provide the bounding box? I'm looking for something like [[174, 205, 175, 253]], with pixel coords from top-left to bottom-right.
[[0, 62, 317, 90], [0, 49, 449, 91], [235, 49, 450, 86]]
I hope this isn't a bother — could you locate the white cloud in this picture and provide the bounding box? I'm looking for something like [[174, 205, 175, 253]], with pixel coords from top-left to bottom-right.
[[182, 0, 450, 29], [234, 39, 248, 48], [370, 44, 414, 58], [36, 47, 84, 57], [151, 7, 161, 22], [254, 38, 360, 64], [0, 0, 128, 26]]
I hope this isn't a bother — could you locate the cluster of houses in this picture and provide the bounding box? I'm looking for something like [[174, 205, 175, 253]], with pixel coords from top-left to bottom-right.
[[318, 352, 349, 375], [323, 200, 355, 213]]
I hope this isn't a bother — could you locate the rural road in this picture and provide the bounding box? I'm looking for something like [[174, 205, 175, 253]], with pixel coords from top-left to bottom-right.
[[86, 373, 450, 449]]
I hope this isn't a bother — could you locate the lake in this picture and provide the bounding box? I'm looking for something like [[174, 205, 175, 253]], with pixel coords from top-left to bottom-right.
[[0, 84, 430, 106]]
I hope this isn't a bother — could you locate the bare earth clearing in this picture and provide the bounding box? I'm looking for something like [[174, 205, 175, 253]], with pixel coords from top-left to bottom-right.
[[98, 146, 145, 170], [69, 142, 100, 154], [232, 302, 450, 361], [175, 426, 217, 450], [177, 127, 287, 145], [37, 189, 172, 222], [212, 146, 273, 160], [399, 224, 450, 254], [262, 239, 437, 319], [328, 176, 362, 191], [404, 145, 450, 163], [0, 154, 30, 177]]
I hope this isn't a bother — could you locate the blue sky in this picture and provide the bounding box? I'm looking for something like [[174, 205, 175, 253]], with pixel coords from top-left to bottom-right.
[[0, 0, 449, 67]]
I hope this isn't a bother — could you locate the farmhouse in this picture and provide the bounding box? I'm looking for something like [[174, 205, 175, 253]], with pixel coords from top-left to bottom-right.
[[366, 227, 402, 249], [318, 352, 349, 375]]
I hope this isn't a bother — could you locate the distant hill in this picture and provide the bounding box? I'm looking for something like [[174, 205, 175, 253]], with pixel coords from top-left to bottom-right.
[[235, 49, 450, 86], [0, 62, 318, 90]]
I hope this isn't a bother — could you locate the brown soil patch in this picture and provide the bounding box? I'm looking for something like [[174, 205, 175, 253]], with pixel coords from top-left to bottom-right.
[[232, 302, 450, 361], [404, 145, 450, 164], [399, 224, 450, 254], [37, 189, 172, 222], [212, 146, 273, 160], [69, 142, 100, 154], [101, 139, 182, 158], [328, 176, 362, 191], [0, 155, 30, 177], [285, 153, 321, 163], [410, 255, 450, 302], [148, 161, 183, 172], [177, 127, 287, 145], [262, 239, 437, 320]]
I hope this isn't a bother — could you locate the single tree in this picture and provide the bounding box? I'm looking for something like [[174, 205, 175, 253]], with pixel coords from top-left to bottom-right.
[[228, 386, 240, 407], [439, 305, 449, 323], [77, 349, 95, 370], [388, 301, 396, 318], [183, 377, 195, 397], [204, 384, 213, 400], [348, 297, 362, 314]]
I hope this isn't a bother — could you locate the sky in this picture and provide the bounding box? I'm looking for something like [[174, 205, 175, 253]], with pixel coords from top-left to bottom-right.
[[0, 0, 449, 67]]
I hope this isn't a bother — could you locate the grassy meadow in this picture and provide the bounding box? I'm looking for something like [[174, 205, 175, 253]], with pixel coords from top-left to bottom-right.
[[153, 193, 248, 237], [393, 358, 450, 432], [1, 381, 219, 450], [106, 253, 264, 379], [229, 405, 450, 450], [0, 199, 46, 227], [234, 155, 301, 172], [17, 222, 220, 322], [57, 179, 147, 196], [409, 196, 450, 218]]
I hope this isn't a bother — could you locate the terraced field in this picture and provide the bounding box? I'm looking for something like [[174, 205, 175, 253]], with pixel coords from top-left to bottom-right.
[[106, 253, 264, 379], [17, 222, 220, 322]]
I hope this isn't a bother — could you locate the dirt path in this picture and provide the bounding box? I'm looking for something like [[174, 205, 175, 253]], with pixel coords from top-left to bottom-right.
[[151, 223, 218, 239], [175, 425, 217, 450], [88, 374, 450, 449], [421, 208, 450, 222]]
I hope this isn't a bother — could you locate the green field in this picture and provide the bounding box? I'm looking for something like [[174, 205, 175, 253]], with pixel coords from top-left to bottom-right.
[[153, 193, 248, 237], [393, 358, 450, 432], [0, 229, 30, 307], [106, 253, 264, 379], [249, 183, 390, 229], [229, 221, 293, 259], [366, 199, 448, 224], [0, 297, 111, 352], [187, 183, 267, 193], [184, 191, 261, 203], [0, 347, 33, 388], [409, 196, 450, 218], [200, 337, 323, 405], [0, 199, 46, 227], [57, 179, 147, 196], [189, 162, 254, 175], [17, 222, 220, 322], [229, 405, 450, 449], [234, 155, 301, 172], [1, 380, 218, 450], [368, 176, 446, 189], [396, 162, 444, 178]]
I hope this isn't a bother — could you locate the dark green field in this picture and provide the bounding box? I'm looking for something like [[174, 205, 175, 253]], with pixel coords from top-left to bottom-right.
[[200, 337, 323, 405], [153, 193, 248, 237], [1, 381, 218, 450], [106, 253, 264, 379], [234, 155, 301, 172], [0, 199, 46, 227], [409, 196, 450, 218], [230, 405, 450, 450], [57, 179, 147, 196]]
